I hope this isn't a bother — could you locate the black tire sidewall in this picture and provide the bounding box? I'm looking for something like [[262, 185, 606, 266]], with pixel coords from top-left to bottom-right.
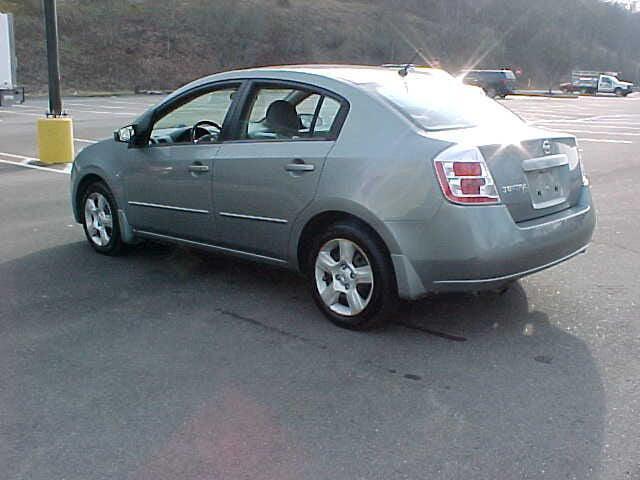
[[308, 222, 397, 330], [80, 182, 123, 255]]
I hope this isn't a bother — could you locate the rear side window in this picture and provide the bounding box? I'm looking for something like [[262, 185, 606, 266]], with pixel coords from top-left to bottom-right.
[[504, 71, 516, 80], [364, 75, 522, 131], [237, 84, 344, 141], [311, 97, 341, 138]]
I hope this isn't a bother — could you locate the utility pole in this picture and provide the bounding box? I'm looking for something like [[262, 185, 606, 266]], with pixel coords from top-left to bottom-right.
[[43, 0, 63, 116]]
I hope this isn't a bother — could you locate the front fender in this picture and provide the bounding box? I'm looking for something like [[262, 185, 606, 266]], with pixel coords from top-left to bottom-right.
[[71, 140, 129, 221]]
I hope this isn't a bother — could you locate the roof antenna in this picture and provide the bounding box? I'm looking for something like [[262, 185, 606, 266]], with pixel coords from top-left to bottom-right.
[[399, 52, 419, 78]]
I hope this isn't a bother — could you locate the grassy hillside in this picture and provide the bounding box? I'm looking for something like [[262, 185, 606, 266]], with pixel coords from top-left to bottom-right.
[[2, 0, 639, 92]]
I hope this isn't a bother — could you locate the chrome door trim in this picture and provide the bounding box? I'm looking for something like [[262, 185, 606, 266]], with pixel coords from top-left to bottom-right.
[[128, 201, 209, 214], [132, 229, 287, 265], [218, 211, 288, 224]]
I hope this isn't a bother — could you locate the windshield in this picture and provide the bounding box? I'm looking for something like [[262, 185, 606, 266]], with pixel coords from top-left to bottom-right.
[[363, 75, 523, 131]]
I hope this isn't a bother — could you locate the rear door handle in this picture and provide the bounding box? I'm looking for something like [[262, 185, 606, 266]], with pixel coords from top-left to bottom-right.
[[189, 164, 209, 173], [285, 162, 315, 172]]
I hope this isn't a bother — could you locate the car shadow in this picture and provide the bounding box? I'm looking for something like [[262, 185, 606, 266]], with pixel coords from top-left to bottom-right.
[[1, 242, 605, 480]]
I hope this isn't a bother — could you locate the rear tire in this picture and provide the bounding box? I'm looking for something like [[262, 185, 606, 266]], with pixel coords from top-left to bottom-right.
[[308, 221, 397, 330], [80, 182, 125, 256]]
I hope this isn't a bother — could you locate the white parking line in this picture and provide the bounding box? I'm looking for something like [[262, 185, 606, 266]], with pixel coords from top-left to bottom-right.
[[106, 99, 159, 107], [0, 157, 71, 174], [2, 107, 139, 118], [13, 104, 46, 110], [556, 129, 640, 136], [0, 152, 38, 164], [67, 109, 139, 116], [516, 113, 579, 119], [74, 138, 98, 144], [532, 120, 640, 129], [539, 125, 640, 132], [66, 102, 125, 109], [576, 138, 633, 144], [0, 110, 43, 117]]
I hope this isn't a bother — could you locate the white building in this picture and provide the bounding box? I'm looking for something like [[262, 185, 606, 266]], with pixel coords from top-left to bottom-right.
[[0, 12, 17, 90]]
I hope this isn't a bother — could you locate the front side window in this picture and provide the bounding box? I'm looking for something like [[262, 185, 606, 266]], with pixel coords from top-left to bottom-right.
[[150, 86, 238, 145], [238, 85, 343, 141]]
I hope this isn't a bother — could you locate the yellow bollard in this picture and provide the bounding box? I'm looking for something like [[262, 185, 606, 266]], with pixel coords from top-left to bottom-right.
[[37, 117, 74, 164]]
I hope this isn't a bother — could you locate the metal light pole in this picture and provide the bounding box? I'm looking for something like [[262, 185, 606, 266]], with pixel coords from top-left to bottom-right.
[[37, 0, 74, 164], [43, 0, 62, 116]]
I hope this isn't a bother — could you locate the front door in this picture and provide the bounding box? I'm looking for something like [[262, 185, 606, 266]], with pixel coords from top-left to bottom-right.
[[124, 144, 218, 241], [213, 82, 346, 259], [124, 84, 240, 241], [598, 75, 614, 93]]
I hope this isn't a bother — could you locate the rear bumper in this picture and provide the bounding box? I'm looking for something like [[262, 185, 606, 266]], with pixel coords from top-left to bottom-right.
[[431, 243, 588, 291], [388, 186, 595, 299]]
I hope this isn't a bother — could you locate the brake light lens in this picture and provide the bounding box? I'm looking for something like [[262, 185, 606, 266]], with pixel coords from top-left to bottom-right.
[[453, 162, 482, 177], [434, 146, 500, 204]]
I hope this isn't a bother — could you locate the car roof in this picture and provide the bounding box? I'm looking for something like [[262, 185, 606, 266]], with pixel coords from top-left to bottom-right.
[[188, 64, 452, 89], [161, 65, 458, 118]]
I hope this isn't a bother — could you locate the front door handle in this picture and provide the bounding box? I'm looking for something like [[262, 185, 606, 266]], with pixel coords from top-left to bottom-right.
[[285, 162, 315, 172], [189, 163, 209, 173]]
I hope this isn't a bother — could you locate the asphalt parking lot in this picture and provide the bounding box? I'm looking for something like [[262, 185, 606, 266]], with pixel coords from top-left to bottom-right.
[[1, 93, 639, 479]]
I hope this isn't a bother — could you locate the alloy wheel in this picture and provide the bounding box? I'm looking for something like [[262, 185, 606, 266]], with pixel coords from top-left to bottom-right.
[[84, 192, 113, 247], [314, 238, 374, 316]]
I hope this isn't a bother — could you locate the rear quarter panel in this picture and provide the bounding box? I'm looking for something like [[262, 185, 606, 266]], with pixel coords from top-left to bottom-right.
[[289, 87, 450, 265]]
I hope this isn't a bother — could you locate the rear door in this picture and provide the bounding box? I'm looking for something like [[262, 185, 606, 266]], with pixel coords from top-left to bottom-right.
[[212, 81, 348, 259]]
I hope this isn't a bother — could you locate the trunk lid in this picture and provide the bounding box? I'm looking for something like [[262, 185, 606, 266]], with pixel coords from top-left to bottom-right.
[[428, 125, 584, 223]]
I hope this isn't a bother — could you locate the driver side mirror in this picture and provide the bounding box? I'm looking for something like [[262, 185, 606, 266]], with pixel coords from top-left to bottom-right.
[[114, 125, 136, 144]]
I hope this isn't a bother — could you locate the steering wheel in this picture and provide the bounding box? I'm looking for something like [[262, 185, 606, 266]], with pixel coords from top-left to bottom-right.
[[191, 120, 222, 143]]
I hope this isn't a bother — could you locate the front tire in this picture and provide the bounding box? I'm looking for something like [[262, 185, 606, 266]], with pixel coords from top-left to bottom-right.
[[309, 222, 397, 330], [80, 182, 125, 255]]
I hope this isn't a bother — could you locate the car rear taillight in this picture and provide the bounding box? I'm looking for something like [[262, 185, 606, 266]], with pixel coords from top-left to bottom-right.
[[434, 146, 500, 205]]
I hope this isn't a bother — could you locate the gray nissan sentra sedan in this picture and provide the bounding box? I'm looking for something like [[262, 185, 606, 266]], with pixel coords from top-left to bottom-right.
[[70, 65, 595, 330]]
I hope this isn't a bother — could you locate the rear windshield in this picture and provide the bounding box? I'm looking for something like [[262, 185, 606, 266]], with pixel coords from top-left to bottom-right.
[[362, 75, 522, 131]]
